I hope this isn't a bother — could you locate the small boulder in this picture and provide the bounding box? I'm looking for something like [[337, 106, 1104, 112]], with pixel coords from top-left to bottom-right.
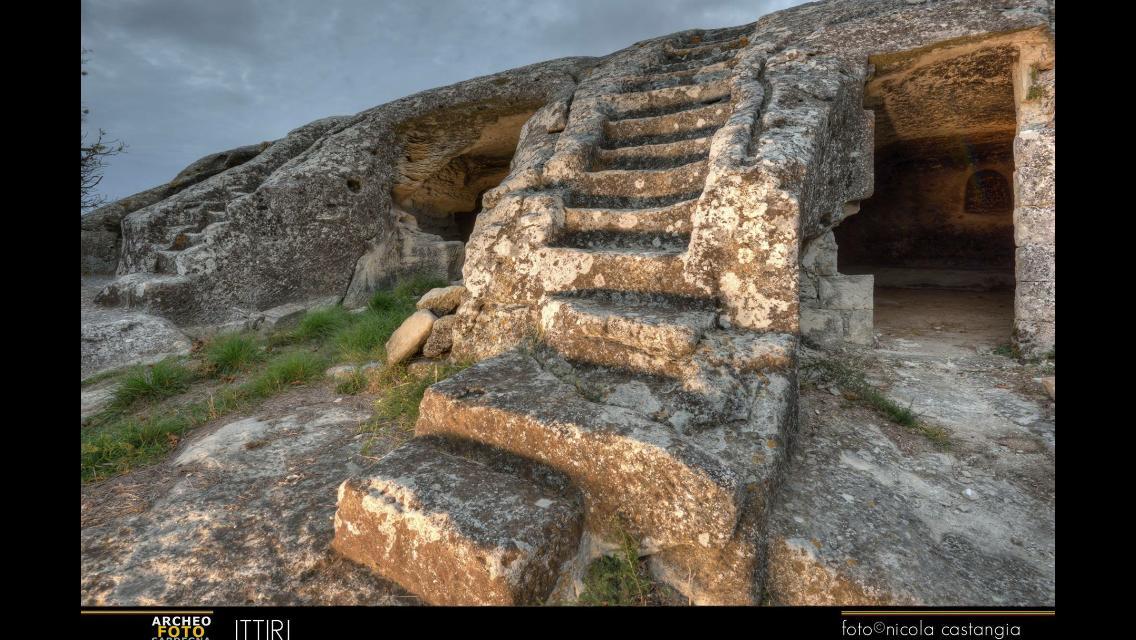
[[386, 310, 437, 365], [1039, 376, 1054, 400], [416, 286, 467, 316], [423, 314, 458, 358]]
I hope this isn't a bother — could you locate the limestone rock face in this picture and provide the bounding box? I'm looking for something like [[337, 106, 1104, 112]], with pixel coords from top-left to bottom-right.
[[341, 210, 465, 309], [90, 57, 594, 326], [385, 310, 436, 365], [80, 143, 271, 275]]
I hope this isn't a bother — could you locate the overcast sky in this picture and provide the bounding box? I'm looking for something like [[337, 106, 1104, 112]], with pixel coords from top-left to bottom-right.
[[81, 0, 803, 202]]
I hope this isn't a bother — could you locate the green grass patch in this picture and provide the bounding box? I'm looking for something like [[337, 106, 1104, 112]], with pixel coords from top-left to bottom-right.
[[393, 273, 448, 300], [333, 311, 402, 362], [992, 343, 1019, 359], [359, 361, 469, 454], [82, 274, 454, 484], [81, 414, 189, 483], [204, 333, 264, 376], [367, 290, 405, 314], [84, 349, 330, 483], [247, 351, 327, 398], [578, 524, 654, 606], [802, 356, 951, 448], [294, 306, 353, 341], [336, 369, 369, 395], [112, 359, 194, 410]]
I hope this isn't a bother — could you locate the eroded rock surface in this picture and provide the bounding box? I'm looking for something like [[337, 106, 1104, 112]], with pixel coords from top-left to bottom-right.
[[81, 389, 412, 605], [767, 339, 1055, 605], [82, 276, 191, 379]]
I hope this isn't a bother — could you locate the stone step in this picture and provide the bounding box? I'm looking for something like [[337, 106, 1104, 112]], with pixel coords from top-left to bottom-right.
[[552, 230, 689, 252], [665, 36, 748, 61], [606, 78, 731, 117], [414, 350, 749, 551], [618, 58, 736, 89], [574, 159, 708, 199], [656, 49, 738, 74], [563, 197, 698, 235], [612, 94, 730, 123], [332, 438, 583, 605], [594, 135, 711, 171], [541, 291, 718, 376], [93, 273, 193, 309], [164, 224, 200, 247], [600, 124, 720, 150], [540, 244, 701, 297], [604, 102, 731, 144], [616, 66, 733, 93], [154, 249, 181, 275], [565, 191, 702, 210]]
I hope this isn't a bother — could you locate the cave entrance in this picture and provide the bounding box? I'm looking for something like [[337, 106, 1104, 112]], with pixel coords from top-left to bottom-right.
[[832, 33, 1054, 352], [392, 106, 538, 244]]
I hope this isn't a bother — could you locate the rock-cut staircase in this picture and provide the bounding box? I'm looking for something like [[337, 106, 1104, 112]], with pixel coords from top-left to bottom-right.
[[332, 27, 801, 605]]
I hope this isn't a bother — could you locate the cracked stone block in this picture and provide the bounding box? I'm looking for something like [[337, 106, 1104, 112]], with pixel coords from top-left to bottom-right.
[[332, 438, 583, 605], [1015, 244, 1054, 283], [800, 231, 839, 276], [801, 308, 845, 345], [819, 274, 873, 310], [1013, 206, 1054, 246], [844, 309, 874, 345]]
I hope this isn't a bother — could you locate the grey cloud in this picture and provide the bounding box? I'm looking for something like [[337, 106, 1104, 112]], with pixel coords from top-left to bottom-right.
[[81, 0, 803, 203]]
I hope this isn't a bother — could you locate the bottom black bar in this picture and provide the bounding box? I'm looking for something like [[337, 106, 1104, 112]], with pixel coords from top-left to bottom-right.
[[79, 606, 1057, 639]]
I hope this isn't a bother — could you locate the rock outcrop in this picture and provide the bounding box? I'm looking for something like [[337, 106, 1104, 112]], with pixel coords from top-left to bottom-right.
[[332, 0, 1053, 605], [80, 0, 1054, 606], [87, 57, 595, 329]]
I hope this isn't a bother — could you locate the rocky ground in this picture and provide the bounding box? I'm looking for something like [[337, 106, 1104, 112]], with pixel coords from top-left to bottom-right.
[[80, 287, 1054, 606], [81, 384, 416, 605], [81, 276, 192, 380], [767, 289, 1055, 605]]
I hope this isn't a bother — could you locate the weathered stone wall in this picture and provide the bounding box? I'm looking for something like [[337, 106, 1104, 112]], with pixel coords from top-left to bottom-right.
[[799, 230, 874, 346], [80, 142, 270, 275], [1011, 40, 1055, 357]]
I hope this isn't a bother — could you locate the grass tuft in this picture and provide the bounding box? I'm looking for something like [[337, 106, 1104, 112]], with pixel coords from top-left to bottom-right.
[[333, 312, 402, 362], [248, 351, 327, 397], [112, 359, 193, 409], [204, 333, 263, 376], [393, 273, 449, 300], [578, 522, 653, 606], [81, 415, 189, 483], [359, 361, 469, 454], [294, 306, 353, 341], [336, 369, 368, 395], [992, 343, 1019, 359], [802, 356, 951, 448], [367, 290, 404, 314]]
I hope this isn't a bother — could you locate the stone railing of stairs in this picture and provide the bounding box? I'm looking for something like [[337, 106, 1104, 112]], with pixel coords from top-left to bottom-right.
[[332, 21, 874, 606]]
